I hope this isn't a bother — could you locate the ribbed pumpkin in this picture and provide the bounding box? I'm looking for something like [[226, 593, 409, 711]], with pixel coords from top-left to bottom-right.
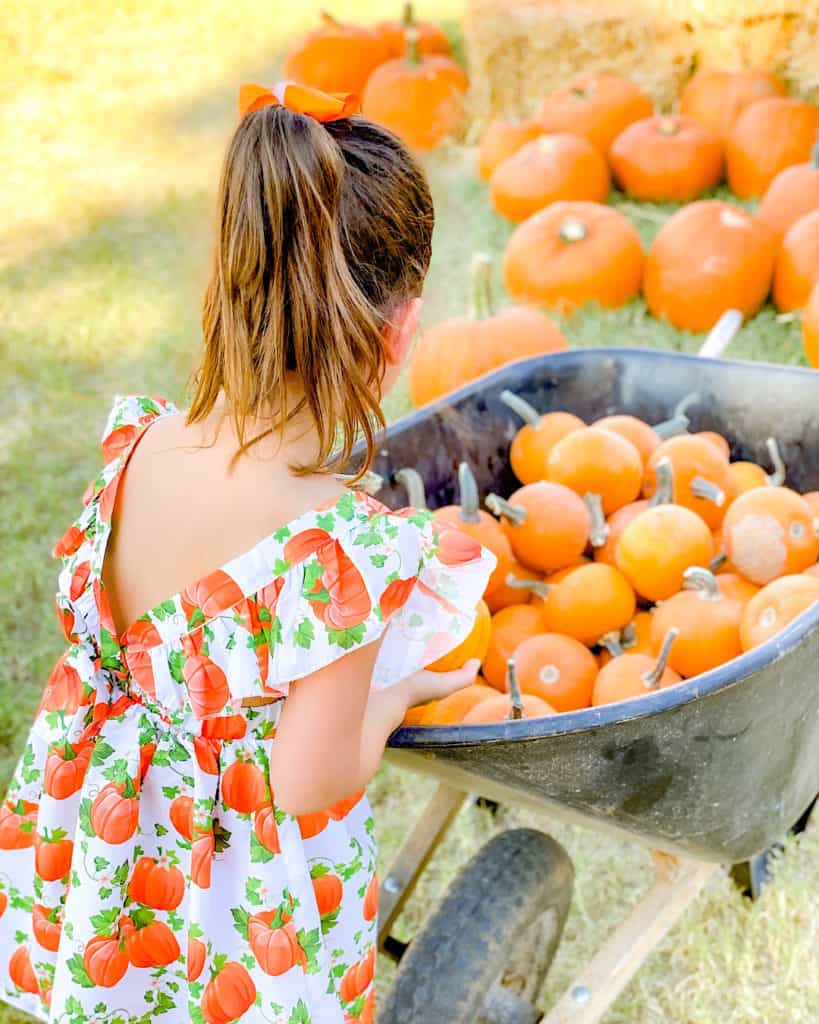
[[643, 200, 776, 332], [536, 73, 652, 156], [616, 504, 714, 602], [644, 435, 732, 530], [490, 134, 610, 222], [281, 13, 390, 96], [504, 201, 644, 312], [740, 574, 819, 650], [757, 142, 819, 243], [486, 481, 590, 572], [477, 119, 544, 180], [803, 282, 819, 368], [772, 210, 819, 312], [409, 254, 567, 407], [726, 97, 819, 199], [679, 69, 785, 141], [362, 26, 467, 151], [546, 426, 643, 515], [609, 116, 723, 203], [376, 4, 451, 58], [722, 486, 819, 584], [502, 391, 585, 485]]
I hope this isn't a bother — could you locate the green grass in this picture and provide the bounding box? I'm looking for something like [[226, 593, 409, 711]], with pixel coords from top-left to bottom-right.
[[0, 2, 816, 1021]]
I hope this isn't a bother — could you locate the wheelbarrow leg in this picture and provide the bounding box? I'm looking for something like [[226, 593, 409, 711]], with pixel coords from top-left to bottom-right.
[[542, 853, 718, 1024], [378, 782, 466, 958]]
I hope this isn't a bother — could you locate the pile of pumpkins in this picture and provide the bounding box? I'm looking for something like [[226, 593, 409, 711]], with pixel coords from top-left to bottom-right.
[[403, 400, 819, 726]]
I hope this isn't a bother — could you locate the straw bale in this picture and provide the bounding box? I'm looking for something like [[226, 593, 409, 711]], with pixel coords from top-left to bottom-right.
[[784, 1, 819, 101]]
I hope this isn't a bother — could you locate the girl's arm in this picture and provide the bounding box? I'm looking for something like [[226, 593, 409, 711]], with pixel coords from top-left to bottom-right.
[[268, 642, 479, 816]]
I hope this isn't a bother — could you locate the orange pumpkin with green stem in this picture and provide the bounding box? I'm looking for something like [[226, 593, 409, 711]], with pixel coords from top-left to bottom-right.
[[721, 486, 819, 584], [546, 426, 643, 515], [462, 660, 555, 723], [512, 633, 598, 711], [521, 562, 636, 646], [502, 390, 584, 485], [376, 3, 451, 58], [482, 604, 544, 691], [537, 73, 652, 156], [409, 254, 567, 407], [679, 68, 785, 141], [772, 209, 819, 312], [281, 13, 391, 96], [485, 481, 590, 572], [616, 504, 714, 601], [595, 457, 674, 567], [757, 141, 819, 243], [725, 97, 819, 199], [609, 115, 723, 203], [490, 134, 610, 222], [592, 629, 681, 706], [478, 118, 544, 180], [504, 201, 644, 312], [644, 434, 732, 529], [740, 574, 819, 650]]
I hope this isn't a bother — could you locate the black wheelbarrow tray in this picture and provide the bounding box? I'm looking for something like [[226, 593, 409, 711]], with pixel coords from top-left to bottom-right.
[[364, 348, 819, 1024]]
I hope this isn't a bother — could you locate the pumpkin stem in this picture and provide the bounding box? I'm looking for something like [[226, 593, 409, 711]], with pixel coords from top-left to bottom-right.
[[598, 630, 624, 657], [486, 493, 526, 527], [403, 2, 414, 26], [682, 566, 720, 601], [690, 476, 725, 507], [405, 20, 421, 66], [394, 467, 427, 509], [649, 457, 674, 507], [558, 217, 588, 244], [657, 117, 680, 136], [333, 470, 384, 495], [501, 389, 541, 428], [643, 628, 678, 690], [764, 437, 786, 487], [504, 574, 551, 600], [653, 413, 690, 439], [458, 462, 482, 524], [320, 11, 340, 27], [710, 552, 728, 573], [812, 139, 819, 170], [620, 620, 638, 650], [469, 253, 495, 320], [584, 493, 609, 547], [672, 391, 700, 421], [506, 658, 525, 719]]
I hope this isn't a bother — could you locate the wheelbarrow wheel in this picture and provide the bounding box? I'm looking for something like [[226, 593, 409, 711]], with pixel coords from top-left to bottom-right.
[[378, 828, 574, 1024]]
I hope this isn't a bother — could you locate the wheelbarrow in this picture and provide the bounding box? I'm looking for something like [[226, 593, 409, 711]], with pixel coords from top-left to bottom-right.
[[358, 328, 819, 1023]]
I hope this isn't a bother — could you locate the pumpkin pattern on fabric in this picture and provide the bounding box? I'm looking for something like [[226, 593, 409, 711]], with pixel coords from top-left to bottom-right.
[[0, 395, 495, 1023]]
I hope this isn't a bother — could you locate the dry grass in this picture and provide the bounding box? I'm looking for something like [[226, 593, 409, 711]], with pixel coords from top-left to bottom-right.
[[0, 2, 816, 1022]]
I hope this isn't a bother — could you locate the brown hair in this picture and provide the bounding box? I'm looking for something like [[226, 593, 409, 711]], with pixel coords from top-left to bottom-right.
[[188, 107, 434, 474]]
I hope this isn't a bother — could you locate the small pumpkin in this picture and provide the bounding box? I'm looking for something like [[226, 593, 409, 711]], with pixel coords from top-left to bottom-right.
[[595, 456, 674, 567], [644, 434, 732, 529], [721, 486, 819, 584], [339, 948, 376, 1004], [428, 600, 491, 671], [362, 24, 467, 151], [9, 945, 39, 994], [527, 562, 636, 646], [643, 200, 776, 332], [477, 118, 543, 180], [0, 799, 38, 850], [502, 391, 585, 485], [726, 97, 819, 199], [803, 281, 819, 368], [591, 414, 662, 466], [34, 829, 73, 882], [616, 504, 714, 602], [729, 461, 767, 494], [679, 68, 785, 141], [610, 115, 723, 202], [128, 855, 185, 911], [757, 142, 819, 243], [504, 201, 644, 312], [772, 209, 819, 312], [490, 134, 610, 222], [201, 960, 257, 1024], [546, 426, 643, 515], [485, 481, 590, 572], [281, 13, 391, 97], [122, 916, 180, 968], [462, 660, 555, 722], [536, 73, 652, 156], [740, 574, 819, 650], [482, 604, 544, 691], [221, 759, 266, 815], [416, 683, 496, 725], [592, 629, 681, 706], [598, 610, 657, 666], [376, 4, 451, 59], [512, 633, 598, 711], [410, 254, 567, 407], [83, 933, 129, 988], [485, 560, 543, 613]]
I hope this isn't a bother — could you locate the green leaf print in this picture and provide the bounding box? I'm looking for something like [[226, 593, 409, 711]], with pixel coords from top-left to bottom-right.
[[21, 745, 38, 785], [320, 907, 340, 934], [353, 528, 382, 548], [369, 553, 387, 568], [161, 785, 177, 800], [137, 397, 161, 417], [14, 930, 25, 945], [241, 953, 256, 972], [90, 907, 120, 934], [273, 557, 290, 576], [155, 991, 176, 1014], [246, 877, 263, 906], [188, 608, 206, 629], [131, 907, 156, 929], [9, 890, 32, 913], [269, 616, 283, 648], [328, 624, 366, 650], [407, 511, 430, 529], [168, 650, 185, 685], [250, 831, 274, 864], [78, 797, 94, 837], [94, 1002, 107, 1014], [93, 855, 109, 872], [113, 861, 130, 887], [294, 618, 315, 649], [316, 512, 336, 532], [298, 927, 322, 975], [66, 954, 95, 989], [169, 738, 189, 762], [288, 1000, 312, 1024], [213, 952, 228, 972], [98, 886, 113, 900], [100, 628, 123, 670], [301, 560, 324, 595], [92, 740, 115, 764], [336, 492, 355, 521], [189, 1007, 206, 1024], [231, 906, 250, 938], [273, 524, 292, 543], [167, 911, 183, 932]]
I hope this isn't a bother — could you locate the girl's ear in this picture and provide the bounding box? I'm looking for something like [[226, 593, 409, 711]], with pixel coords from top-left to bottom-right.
[[384, 298, 423, 366]]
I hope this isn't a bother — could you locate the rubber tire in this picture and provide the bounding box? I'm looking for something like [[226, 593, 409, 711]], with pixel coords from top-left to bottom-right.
[[379, 828, 574, 1024], [730, 794, 817, 899]]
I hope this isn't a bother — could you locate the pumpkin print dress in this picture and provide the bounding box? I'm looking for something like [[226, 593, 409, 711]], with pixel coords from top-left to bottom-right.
[[0, 395, 495, 1024]]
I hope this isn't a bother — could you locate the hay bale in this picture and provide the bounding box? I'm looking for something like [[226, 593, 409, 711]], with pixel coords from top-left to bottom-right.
[[784, 1, 819, 101], [464, 0, 695, 132]]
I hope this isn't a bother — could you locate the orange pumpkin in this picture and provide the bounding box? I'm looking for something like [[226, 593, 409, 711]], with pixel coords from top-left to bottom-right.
[[757, 142, 819, 243], [594, 456, 674, 567], [802, 490, 819, 533], [281, 13, 391, 97], [363, 875, 379, 922], [34, 829, 73, 882], [803, 281, 819, 368], [9, 945, 39, 994], [502, 392, 584, 485], [728, 461, 768, 494], [122, 916, 181, 968], [169, 795, 194, 842], [620, 611, 657, 658], [416, 683, 496, 725], [546, 426, 643, 515], [722, 486, 819, 584], [83, 933, 129, 988], [644, 435, 732, 529], [477, 119, 544, 180], [643, 200, 776, 332], [591, 414, 661, 466], [592, 629, 681, 706], [610, 116, 723, 202], [201, 960, 257, 1024], [513, 633, 598, 711], [490, 134, 610, 222], [482, 604, 544, 691], [376, 5, 451, 59], [410, 254, 567, 407], [537, 73, 653, 156], [0, 799, 38, 850], [433, 462, 513, 597], [696, 431, 731, 461], [616, 504, 714, 601], [504, 201, 644, 312], [32, 904, 62, 952], [462, 690, 555, 723], [128, 856, 185, 911], [772, 209, 819, 312], [221, 759, 266, 815], [679, 68, 785, 141], [726, 97, 819, 199], [531, 563, 636, 646], [485, 559, 543, 613], [339, 948, 376, 1003], [428, 600, 491, 671], [362, 27, 467, 151], [740, 574, 819, 650], [485, 481, 590, 572]]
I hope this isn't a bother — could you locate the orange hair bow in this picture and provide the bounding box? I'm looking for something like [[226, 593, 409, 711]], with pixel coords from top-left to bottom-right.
[[238, 81, 359, 123]]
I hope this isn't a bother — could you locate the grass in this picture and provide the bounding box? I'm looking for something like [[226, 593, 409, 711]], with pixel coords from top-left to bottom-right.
[[0, 1, 816, 1021]]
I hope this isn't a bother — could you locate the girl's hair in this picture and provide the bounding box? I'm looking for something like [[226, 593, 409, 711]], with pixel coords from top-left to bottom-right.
[[188, 107, 434, 474]]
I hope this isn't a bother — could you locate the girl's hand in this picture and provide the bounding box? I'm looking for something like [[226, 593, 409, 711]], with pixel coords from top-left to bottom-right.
[[400, 658, 482, 711]]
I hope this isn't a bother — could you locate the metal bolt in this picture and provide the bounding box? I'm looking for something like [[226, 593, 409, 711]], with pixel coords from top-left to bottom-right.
[[383, 876, 401, 894], [571, 985, 592, 1005]]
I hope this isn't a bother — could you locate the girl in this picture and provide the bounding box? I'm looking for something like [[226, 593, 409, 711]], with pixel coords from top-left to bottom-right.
[[0, 82, 494, 1024]]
